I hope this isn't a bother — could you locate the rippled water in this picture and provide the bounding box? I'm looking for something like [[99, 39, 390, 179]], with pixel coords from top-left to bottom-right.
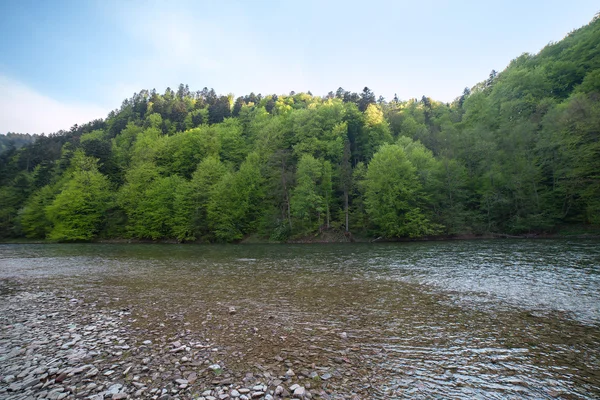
[[1, 240, 599, 398]]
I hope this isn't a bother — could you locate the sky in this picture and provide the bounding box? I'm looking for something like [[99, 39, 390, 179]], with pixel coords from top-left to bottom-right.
[[0, 0, 598, 134]]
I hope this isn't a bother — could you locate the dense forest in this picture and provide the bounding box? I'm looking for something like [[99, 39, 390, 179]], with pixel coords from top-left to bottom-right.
[[1, 15, 599, 242], [0, 133, 38, 154]]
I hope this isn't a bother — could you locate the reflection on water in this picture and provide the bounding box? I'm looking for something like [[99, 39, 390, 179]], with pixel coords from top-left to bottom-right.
[[1, 240, 599, 398]]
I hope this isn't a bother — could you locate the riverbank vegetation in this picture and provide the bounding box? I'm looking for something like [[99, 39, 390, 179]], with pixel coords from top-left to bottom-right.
[[1, 15, 599, 242]]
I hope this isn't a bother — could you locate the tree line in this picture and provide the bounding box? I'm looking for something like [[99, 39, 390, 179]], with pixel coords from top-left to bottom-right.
[[0, 15, 599, 242]]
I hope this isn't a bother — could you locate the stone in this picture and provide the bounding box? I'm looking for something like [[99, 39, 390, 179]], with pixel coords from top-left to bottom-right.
[[106, 383, 124, 395], [186, 372, 197, 384], [113, 394, 128, 400], [229, 307, 237, 315], [293, 386, 306, 398], [55, 372, 68, 383], [230, 389, 240, 397], [21, 377, 40, 389]]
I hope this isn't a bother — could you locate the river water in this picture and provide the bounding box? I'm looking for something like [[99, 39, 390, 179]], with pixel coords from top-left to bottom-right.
[[1, 240, 599, 399]]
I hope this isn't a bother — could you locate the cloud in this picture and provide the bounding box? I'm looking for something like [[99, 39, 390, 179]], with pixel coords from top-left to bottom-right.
[[0, 75, 108, 134], [107, 2, 309, 97]]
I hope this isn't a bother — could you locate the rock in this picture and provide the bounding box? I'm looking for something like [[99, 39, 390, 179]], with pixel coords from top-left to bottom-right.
[[21, 377, 40, 389], [229, 307, 237, 315], [264, 395, 274, 400], [2, 375, 15, 383], [289, 384, 300, 391], [293, 386, 306, 398], [321, 373, 332, 380], [209, 364, 222, 371], [175, 379, 188, 385], [230, 389, 240, 397], [8, 382, 21, 391], [113, 394, 128, 400], [55, 372, 68, 382], [339, 332, 348, 339], [251, 391, 264, 398], [275, 385, 284, 395], [186, 372, 197, 384], [170, 345, 186, 353], [143, 340, 152, 345], [106, 383, 124, 395], [104, 370, 115, 376], [286, 368, 295, 377]]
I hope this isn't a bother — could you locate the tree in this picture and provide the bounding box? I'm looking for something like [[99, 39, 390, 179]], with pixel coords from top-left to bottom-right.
[[207, 153, 264, 241], [45, 151, 113, 241], [358, 87, 376, 112], [171, 156, 228, 241], [291, 154, 325, 232], [365, 144, 439, 237]]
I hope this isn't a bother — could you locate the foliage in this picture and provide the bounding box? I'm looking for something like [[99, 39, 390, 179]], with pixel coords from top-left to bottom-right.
[[1, 15, 599, 241]]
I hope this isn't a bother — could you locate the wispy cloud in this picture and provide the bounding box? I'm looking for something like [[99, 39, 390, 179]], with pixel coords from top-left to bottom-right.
[[106, 2, 309, 97], [0, 75, 108, 134]]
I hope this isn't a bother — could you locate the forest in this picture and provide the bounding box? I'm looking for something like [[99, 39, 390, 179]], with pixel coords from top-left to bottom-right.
[[0, 15, 599, 242]]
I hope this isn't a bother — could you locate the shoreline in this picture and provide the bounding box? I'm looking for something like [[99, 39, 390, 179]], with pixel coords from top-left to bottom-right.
[[1, 232, 599, 245]]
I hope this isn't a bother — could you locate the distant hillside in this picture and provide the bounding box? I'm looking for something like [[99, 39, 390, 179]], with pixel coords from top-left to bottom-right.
[[0, 14, 598, 241], [0, 133, 38, 154]]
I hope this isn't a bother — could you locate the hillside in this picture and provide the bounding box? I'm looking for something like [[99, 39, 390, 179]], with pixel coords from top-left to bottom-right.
[[1, 15, 599, 242]]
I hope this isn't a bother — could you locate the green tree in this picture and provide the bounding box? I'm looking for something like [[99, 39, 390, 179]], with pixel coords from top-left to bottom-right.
[[365, 144, 439, 237], [45, 151, 113, 241]]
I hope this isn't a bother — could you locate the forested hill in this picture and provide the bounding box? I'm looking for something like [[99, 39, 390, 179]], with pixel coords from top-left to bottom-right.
[[0, 133, 38, 154], [1, 15, 599, 242]]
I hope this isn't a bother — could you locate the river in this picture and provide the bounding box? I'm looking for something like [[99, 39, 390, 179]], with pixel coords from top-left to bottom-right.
[[1, 239, 599, 399]]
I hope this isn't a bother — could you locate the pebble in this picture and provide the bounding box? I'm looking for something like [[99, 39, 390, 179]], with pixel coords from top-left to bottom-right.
[[293, 386, 306, 398], [0, 286, 366, 400]]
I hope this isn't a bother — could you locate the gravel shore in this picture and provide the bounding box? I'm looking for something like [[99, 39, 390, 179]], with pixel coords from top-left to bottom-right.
[[0, 281, 376, 400]]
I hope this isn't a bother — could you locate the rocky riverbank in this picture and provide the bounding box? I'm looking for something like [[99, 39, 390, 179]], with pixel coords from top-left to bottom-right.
[[0, 280, 377, 400]]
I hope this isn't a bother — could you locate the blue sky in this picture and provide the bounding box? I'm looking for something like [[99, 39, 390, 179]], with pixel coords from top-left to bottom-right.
[[0, 0, 598, 134]]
